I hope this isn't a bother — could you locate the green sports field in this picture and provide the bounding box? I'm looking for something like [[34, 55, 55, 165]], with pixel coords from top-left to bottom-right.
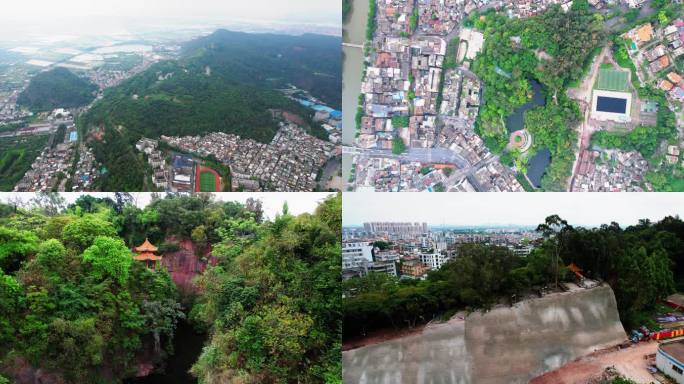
[[597, 68, 629, 92], [199, 171, 217, 192]]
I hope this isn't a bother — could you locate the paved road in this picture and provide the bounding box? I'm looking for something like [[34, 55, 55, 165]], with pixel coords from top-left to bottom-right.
[[347, 146, 471, 168], [443, 155, 499, 189]]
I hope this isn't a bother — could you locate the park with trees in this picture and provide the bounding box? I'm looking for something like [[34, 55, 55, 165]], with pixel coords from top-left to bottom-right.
[[468, 2, 604, 190]]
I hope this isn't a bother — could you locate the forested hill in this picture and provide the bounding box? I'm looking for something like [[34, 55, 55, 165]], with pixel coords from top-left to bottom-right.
[[183, 30, 342, 109], [18, 68, 97, 111], [81, 30, 340, 142]]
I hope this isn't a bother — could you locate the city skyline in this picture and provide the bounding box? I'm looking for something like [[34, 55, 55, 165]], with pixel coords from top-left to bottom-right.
[[343, 193, 684, 227]]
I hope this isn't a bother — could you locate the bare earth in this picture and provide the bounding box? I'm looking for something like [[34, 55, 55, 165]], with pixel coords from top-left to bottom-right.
[[530, 341, 658, 384]]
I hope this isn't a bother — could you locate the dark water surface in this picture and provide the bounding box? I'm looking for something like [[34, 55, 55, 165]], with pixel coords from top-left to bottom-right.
[[596, 96, 627, 113], [124, 321, 206, 384], [505, 79, 546, 133], [526, 148, 552, 188]]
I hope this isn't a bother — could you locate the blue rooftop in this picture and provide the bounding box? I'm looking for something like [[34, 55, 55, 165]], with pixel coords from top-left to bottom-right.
[[173, 155, 194, 169]]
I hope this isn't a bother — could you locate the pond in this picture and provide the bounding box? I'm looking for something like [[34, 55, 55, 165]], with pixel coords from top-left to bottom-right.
[[505, 79, 546, 133], [124, 321, 206, 384], [504, 79, 550, 188], [526, 148, 551, 189]]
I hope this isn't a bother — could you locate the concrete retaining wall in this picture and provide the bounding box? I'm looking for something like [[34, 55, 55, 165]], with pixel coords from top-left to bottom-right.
[[343, 285, 627, 384]]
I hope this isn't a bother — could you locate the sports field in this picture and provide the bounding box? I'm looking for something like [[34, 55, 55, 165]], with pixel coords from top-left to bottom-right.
[[596, 68, 629, 92], [195, 165, 221, 192]]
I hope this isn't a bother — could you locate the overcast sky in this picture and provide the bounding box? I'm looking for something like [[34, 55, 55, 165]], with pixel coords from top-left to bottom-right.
[[0, 0, 340, 41], [344, 193, 684, 228], [0, 192, 334, 221]]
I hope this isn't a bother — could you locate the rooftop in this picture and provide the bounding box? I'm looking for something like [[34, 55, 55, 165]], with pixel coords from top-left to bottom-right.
[[134, 238, 158, 253], [659, 339, 684, 363]]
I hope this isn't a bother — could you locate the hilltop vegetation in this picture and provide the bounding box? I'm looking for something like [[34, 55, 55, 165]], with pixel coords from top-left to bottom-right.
[[82, 59, 303, 144], [183, 31, 341, 109], [0, 193, 341, 383], [82, 30, 341, 143], [17, 68, 96, 111]]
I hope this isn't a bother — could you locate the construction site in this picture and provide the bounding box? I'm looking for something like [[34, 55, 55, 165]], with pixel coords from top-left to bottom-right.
[[342, 285, 684, 384]]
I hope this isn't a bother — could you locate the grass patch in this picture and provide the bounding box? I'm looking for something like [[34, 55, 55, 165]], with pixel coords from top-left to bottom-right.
[[199, 171, 218, 192]]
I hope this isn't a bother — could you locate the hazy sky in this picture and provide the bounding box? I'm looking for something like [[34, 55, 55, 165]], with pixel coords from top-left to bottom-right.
[[0, 0, 340, 41], [344, 193, 684, 227], [0, 192, 334, 221]]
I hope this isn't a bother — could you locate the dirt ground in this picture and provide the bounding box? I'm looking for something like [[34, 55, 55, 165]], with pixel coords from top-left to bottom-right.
[[530, 341, 658, 384], [342, 323, 427, 351]]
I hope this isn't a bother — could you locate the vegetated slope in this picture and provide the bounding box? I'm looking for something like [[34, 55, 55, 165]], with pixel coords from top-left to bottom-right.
[[0, 204, 183, 383], [17, 68, 97, 111], [190, 194, 342, 383], [0, 193, 341, 384], [82, 30, 341, 143], [183, 30, 341, 109]]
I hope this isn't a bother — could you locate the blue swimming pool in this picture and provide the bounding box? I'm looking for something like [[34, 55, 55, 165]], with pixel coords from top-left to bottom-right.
[[596, 96, 627, 114]]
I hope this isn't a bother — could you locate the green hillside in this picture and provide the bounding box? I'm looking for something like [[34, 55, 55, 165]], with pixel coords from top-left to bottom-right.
[[17, 68, 96, 111], [79, 30, 340, 191]]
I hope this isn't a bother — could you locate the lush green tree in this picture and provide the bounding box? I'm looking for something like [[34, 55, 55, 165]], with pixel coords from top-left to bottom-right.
[[62, 216, 118, 251], [191, 194, 341, 383], [0, 227, 39, 272], [392, 136, 407, 155], [82, 236, 133, 285], [0, 272, 23, 349]]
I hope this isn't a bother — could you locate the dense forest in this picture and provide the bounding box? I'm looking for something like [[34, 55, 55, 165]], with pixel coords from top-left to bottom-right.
[[0, 193, 341, 384], [469, 2, 604, 190], [17, 68, 97, 111], [343, 215, 684, 339]]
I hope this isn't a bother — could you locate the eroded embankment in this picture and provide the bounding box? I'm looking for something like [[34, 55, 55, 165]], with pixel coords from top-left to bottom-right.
[[342, 285, 627, 384]]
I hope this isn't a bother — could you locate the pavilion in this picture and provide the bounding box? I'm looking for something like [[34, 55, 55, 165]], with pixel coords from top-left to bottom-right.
[[133, 238, 162, 269]]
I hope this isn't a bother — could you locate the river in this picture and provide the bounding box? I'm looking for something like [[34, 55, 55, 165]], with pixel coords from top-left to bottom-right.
[[342, 0, 370, 186], [124, 320, 207, 384]]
